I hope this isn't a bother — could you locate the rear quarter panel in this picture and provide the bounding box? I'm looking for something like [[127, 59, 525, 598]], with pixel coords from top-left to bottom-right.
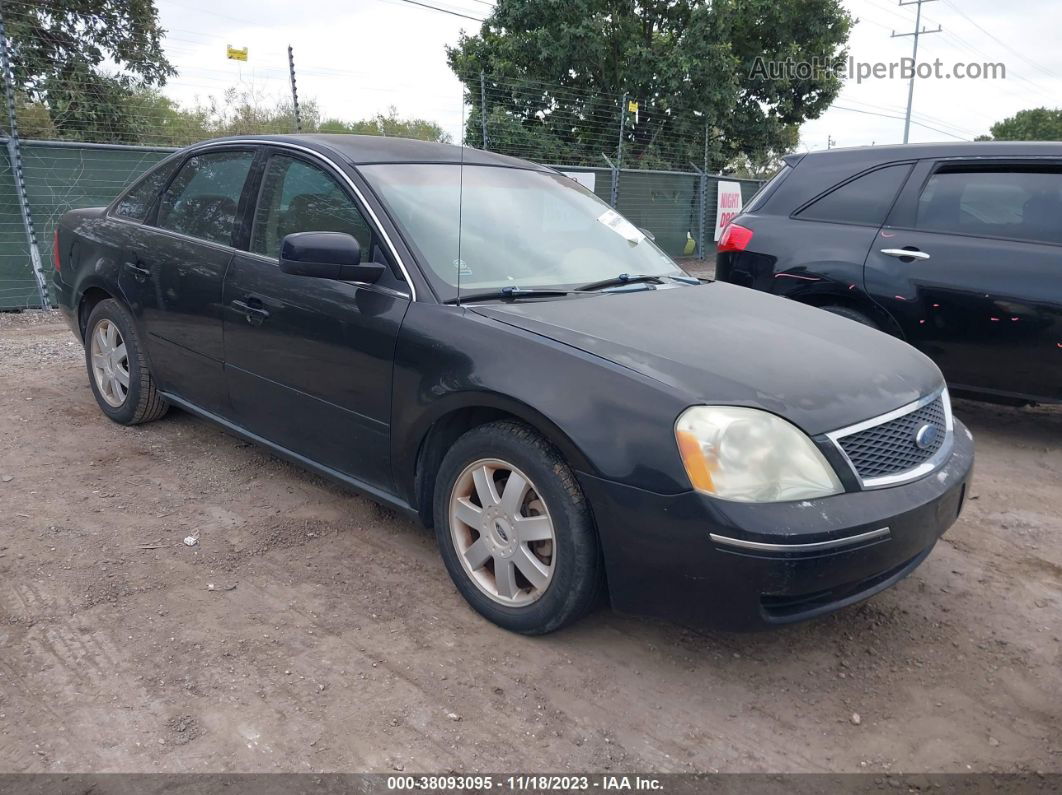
[[719, 212, 905, 331], [56, 208, 130, 337]]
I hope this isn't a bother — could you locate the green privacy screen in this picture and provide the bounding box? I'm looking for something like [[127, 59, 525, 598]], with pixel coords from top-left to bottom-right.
[[0, 142, 173, 309], [551, 166, 762, 257], [0, 141, 760, 309]]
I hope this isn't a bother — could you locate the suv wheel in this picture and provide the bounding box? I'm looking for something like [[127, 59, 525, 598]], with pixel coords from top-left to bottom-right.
[[433, 421, 604, 634], [84, 299, 169, 425]]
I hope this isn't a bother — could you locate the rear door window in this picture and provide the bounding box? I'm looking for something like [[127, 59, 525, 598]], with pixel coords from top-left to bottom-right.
[[112, 158, 179, 222], [915, 167, 1062, 245], [743, 164, 790, 213], [797, 163, 912, 226], [155, 150, 255, 246]]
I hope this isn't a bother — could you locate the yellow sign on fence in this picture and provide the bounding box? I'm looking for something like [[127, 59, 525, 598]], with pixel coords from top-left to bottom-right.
[[226, 45, 248, 62], [627, 100, 639, 114]]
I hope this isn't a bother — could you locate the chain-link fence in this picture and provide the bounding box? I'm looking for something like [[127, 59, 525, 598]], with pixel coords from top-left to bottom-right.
[[0, 1, 764, 309]]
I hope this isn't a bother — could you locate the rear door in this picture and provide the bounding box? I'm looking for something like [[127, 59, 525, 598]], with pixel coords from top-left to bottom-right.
[[867, 159, 1062, 401], [118, 147, 256, 415], [222, 148, 411, 490]]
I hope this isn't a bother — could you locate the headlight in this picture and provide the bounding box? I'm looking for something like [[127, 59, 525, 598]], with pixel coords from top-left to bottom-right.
[[675, 406, 843, 503]]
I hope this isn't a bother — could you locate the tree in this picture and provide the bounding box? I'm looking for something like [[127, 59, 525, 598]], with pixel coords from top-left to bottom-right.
[[447, 0, 851, 170], [14, 81, 454, 147], [976, 107, 1062, 141], [5, 0, 174, 142], [320, 106, 451, 143], [727, 124, 799, 179]]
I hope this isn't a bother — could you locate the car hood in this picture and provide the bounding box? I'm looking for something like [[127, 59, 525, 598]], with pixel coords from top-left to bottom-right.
[[472, 282, 943, 436]]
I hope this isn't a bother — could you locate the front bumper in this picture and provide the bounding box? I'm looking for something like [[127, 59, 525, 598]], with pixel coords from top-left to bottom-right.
[[578, 419, 974, 631]]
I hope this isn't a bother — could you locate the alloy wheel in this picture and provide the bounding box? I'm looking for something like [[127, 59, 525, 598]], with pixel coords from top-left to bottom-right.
[[90, 319, 130, 408], [449, 458, 556, 606]]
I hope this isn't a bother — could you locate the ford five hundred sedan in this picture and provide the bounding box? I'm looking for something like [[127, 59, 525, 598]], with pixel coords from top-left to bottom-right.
[[53, 135, 974, 634]]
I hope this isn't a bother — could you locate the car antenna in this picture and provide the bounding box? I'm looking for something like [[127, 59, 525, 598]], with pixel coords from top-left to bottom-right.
[[456, 97, 466, 307]]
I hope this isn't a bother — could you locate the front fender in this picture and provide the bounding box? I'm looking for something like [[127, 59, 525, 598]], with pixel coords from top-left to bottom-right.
[[390, 303, 694, 506]]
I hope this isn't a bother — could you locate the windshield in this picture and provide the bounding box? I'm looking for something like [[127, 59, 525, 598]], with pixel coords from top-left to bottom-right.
[[361, 163, 686, 300]]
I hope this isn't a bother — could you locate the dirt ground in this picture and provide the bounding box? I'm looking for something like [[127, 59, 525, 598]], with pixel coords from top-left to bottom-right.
[[0, 310, 1059, 775]]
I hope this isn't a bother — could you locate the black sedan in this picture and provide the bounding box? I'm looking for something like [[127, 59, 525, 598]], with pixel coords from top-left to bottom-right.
[[53, 135, 973, 634], [717, 141, 1062, 406]]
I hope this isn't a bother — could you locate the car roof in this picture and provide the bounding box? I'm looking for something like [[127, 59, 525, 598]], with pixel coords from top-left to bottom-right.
[[765, 141, 1062, 214], [786, 140, 1062, 167], [197, 133, 550, 170]]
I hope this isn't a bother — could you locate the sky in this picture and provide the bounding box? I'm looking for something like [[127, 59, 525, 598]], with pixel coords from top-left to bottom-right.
[[153, 0, 1062, 153]]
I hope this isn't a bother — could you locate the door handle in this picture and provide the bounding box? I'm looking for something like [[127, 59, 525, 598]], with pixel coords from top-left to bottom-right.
[[231, 298, 270, 326], [880, 248, 930, 261], [123, 261, 151, 280]]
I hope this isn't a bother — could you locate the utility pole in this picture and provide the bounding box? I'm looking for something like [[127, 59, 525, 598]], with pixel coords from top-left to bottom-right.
[[892, 0, 942, 144]]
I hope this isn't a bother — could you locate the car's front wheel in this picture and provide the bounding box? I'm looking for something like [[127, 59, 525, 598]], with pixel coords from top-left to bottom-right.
[[433, 421, 604, 634], [84, 299, 169, 425]]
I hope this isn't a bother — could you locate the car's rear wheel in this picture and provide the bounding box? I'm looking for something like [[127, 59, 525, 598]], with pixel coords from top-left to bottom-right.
[[433, 421, 603, 634], [822, 305, 878, 329], [84, 299, 168, 425]]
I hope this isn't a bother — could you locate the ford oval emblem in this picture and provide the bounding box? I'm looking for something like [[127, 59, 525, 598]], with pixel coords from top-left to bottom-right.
[[914, 423, 938, 450]]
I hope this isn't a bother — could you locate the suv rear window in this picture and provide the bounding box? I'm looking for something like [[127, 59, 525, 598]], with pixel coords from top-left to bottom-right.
[[916, 167, 1062, 245], [797, 163, 912, 226], [743, 164, 790, 213]]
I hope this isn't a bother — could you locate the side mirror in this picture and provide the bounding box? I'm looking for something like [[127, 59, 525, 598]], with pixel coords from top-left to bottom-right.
[[279, 231, 384, 283]]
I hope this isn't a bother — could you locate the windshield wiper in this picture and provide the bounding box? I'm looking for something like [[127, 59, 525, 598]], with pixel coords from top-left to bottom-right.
[[576, 273, 666, 292], [444, 286, 578, 304]]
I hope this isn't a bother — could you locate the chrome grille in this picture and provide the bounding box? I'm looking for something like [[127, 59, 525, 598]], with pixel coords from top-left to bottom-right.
[[833, 394, 950, 484]]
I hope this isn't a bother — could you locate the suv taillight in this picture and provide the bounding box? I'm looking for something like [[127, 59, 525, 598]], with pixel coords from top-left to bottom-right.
[[717, 223, 753, 253], [52, 228, 60, 271]]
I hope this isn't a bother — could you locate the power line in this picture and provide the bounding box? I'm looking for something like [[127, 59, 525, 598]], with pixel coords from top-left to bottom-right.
[[936, 28, 1057, 103], [859, 0, 943, 29], [941, 0, 1058, 81], [837, 95, 981, 137], [832, 104, 969, 140], [393, 0, 484, 21]]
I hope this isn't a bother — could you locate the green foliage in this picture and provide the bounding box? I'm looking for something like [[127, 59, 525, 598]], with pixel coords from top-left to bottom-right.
[[14, 82, 452, 147], [447, 0, 851, 169], [727, 124, 798, 178], [978, 108, 1062, 142], [5, 0, 175, 142], [319, 106, 451, 143]]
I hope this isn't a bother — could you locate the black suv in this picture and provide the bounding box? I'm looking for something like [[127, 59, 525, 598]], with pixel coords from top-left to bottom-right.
[[717, 142, 1062, 405]]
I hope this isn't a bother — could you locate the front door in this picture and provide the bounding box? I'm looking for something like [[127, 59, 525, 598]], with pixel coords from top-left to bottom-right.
[[222, 151, 411, 490], [867, 159, 1062, 401], [119, 147, 256, 414]]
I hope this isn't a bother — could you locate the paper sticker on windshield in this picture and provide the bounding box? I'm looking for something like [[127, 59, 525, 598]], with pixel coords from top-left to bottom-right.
[[597, 209, 644, 244]]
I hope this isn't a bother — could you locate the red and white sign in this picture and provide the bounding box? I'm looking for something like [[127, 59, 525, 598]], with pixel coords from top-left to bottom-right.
[[714, 181, 744, 241]]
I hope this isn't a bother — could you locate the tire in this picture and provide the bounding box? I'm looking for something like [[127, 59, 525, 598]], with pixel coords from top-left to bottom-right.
[[433, 420, 604, 634], [821, 305, 879, 329], [84, 299, 169, 425]]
